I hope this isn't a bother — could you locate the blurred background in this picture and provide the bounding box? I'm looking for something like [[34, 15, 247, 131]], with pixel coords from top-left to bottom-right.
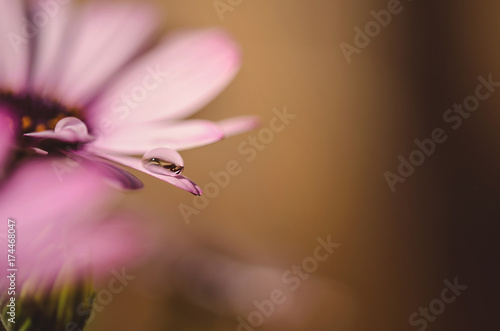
[[84, 0, 499, 330]]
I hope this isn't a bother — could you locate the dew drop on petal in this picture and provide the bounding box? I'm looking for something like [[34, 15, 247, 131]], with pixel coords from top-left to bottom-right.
[[54, 117, 89, 137], [141, 147, 184, 176], [142, 158, 184, 176]]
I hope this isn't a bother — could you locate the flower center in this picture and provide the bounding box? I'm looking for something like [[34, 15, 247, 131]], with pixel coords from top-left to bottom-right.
[[0, 91, 83, 136]]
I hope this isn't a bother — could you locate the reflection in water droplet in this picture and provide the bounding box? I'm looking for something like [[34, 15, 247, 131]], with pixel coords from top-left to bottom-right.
[[141, 147, 185, 176], [142, 157, 184, 176]]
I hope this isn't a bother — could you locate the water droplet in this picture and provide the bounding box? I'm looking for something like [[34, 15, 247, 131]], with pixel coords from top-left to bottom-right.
[[55, 117, 89, 137], [143, 158, 184, 175], [141, 147, 184, 176]]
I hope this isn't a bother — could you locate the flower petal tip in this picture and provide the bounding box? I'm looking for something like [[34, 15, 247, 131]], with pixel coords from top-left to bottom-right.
[[218, 115, 261, 137]]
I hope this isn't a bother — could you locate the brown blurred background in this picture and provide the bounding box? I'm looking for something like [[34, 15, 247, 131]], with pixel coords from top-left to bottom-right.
[[86, 1, 499, 330]]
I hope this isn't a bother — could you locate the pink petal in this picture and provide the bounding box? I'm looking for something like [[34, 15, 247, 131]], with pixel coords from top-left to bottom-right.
[[0, 160, 134, 289], [218, 116, 260, 137], [28, 0, 75, 97], [88, 29, 241, 125], [92, 160, 144, 190], [73, 151, 144, 190], [0, 160, 112, 233], [0, 0, 29, 92], [31, 1, 159, 106], [92, 120, 224, 154], [0, 109, 14, 171], [24, 129, 94, 143], [95, 153, 202, 195]]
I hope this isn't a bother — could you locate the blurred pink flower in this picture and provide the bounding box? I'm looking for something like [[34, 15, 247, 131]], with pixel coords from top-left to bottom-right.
[[0, 0, 258, 195], [0, 159, 149, 293], [0, 110, 14, 174]]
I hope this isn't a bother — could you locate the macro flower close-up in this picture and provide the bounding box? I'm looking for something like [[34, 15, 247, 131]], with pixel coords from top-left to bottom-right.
[[0, 0, 257, 194], [2, 0, 498, 331], [0, 159, 150, 330]]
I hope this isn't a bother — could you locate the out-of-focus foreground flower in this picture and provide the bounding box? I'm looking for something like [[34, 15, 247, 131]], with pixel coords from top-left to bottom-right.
[[0, 158, 150, 330], [0, 114, 150, 330], [0, 110, 13, 175], [0, 0, 258, 195]]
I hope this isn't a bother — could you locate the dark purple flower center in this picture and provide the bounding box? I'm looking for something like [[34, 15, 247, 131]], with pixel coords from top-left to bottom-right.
[[0, 91, 82, 136]]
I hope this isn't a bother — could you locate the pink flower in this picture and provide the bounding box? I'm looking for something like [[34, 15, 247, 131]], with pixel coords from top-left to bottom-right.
[[0, 159, 149, 293], [0, 0, 258, 195], [0, 110, 14, 175]]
